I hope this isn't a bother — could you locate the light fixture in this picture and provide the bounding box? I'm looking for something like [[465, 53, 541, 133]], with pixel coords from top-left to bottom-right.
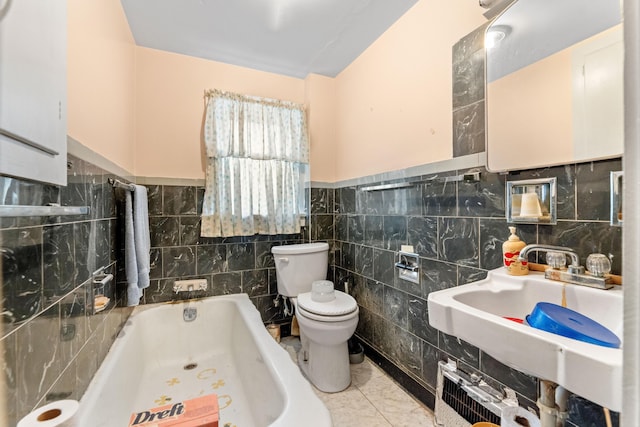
[[485, 25, 511, 49]]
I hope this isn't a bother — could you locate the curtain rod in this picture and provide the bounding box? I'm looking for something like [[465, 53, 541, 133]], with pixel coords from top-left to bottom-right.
[[108, 178, 136, 192], [204, 89, 306, 111]]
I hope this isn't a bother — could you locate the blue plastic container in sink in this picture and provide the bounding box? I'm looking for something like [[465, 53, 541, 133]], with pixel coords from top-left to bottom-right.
[[525, 302, 621, 348]]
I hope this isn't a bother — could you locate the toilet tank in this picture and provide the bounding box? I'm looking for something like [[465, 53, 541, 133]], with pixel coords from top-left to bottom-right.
[[271, 242, 329, 297]]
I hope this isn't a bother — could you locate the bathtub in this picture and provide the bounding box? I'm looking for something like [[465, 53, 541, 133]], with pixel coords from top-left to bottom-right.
[[75, 294, 332, 426]]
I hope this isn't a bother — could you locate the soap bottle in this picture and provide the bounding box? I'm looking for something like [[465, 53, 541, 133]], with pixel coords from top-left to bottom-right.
[[503, 226, 528, 275]]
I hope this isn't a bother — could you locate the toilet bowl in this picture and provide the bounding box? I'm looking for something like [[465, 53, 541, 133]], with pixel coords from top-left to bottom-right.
[[294, 291, 359, 392], [272, 242, 359, 392]]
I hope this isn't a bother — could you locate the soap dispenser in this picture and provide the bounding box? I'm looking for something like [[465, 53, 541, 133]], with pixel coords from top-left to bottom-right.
[[503, 226, 528, 275]]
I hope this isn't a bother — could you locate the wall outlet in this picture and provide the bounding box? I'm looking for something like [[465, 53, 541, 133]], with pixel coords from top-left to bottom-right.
[[173, 279, 208, 293]]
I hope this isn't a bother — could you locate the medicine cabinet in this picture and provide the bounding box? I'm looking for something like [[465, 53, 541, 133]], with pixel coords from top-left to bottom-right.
[[0, 0, 68, 186], [486, 0, 623, 172]]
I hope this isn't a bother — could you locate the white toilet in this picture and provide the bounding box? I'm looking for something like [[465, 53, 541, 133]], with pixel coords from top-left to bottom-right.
[[272, 242, 359, 392]]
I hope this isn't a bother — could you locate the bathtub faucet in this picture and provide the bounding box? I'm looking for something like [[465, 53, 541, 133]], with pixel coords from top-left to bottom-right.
[[173, 279, 208, 294]]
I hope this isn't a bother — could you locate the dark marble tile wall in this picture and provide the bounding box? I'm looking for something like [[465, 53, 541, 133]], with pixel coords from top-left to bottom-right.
[[448, 20, 620, 424], [566, 395, 620, 427], [0, 155, 132, 426], [136, 184, 306, 322], [310, 187, 337, 282], [452, 24, 488, 158], [324, 157, 622, 426]]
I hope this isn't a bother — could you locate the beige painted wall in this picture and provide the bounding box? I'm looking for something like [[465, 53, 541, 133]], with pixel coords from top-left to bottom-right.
[[134, 47, 306, 180], [68, 0, 486, 183], [333, 0, 486, 181], [67, 0, 136, 174], [305, 74, 337, 183]]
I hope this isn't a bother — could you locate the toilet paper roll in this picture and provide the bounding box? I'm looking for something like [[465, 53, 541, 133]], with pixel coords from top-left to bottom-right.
[[17, 400, 79, 427], [519, 193, 543, 217]]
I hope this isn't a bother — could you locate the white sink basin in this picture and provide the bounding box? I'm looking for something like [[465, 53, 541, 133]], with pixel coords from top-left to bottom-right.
[[427, 268, 623, 411]]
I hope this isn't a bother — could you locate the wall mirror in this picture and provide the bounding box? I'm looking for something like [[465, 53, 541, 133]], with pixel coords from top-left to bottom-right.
[[485, 0, 623, 172]]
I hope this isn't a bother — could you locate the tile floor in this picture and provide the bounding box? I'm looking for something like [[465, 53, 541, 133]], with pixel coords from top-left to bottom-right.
[[280, 337, 436, 427]]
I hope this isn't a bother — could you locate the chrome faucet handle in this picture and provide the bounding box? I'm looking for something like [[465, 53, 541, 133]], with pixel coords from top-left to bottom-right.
[[586, 254, 612, 277], [546, 251, 566, 269]]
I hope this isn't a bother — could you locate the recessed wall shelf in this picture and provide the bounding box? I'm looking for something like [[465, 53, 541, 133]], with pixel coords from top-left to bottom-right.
[[506, 178, 557, 224]]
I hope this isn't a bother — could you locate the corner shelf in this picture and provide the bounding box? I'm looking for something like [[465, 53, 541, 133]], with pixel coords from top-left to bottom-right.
[[0, 204, 90, 217]]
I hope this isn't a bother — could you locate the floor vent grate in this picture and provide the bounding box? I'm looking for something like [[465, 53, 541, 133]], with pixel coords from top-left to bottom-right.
[[442, 375, 502, 425], [435, 360, 513, 427]]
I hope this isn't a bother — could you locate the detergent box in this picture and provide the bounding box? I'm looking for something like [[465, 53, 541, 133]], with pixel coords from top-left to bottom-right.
[[128, 394, 219, 427]]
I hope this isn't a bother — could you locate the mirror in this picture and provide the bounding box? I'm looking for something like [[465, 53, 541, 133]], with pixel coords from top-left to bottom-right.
[[485, 0, 623, 172]]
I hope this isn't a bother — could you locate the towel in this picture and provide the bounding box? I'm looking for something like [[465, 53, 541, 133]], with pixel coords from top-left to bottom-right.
[[125, 185, 151, 306]]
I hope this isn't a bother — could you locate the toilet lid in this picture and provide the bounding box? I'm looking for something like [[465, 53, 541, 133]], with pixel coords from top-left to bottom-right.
[[297, 290, 358, 316]]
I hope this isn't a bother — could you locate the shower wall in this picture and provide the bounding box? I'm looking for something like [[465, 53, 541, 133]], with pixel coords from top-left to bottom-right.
[[0, 155, 131, 426], [131, 184, 306, 322]]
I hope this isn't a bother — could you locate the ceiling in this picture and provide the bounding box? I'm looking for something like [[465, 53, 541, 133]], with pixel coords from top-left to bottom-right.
[[120, 0, 418, 79]]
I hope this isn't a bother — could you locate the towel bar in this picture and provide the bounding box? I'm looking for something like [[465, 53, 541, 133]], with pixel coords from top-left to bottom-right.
[[108, 178, 136, 191], [360, 172, 481, 192]]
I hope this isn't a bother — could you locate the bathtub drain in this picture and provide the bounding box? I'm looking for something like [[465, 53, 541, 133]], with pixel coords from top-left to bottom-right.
[[184, 363, 198, 370], [183, 306, 197, 322]]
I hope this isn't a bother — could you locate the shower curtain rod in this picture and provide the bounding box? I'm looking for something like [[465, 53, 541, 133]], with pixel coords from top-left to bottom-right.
[[108, 178, 136, 192]]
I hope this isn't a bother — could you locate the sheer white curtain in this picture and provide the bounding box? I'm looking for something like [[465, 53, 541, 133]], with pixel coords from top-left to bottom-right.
[[201, 90, 309, 238]]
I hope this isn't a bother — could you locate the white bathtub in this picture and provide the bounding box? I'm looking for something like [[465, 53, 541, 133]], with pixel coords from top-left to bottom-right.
[[76, 294, 332, 426]]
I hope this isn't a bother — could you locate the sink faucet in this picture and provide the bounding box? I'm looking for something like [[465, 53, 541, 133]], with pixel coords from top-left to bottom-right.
[[518, 244, 583, 274], [517, 244, 612, 289]]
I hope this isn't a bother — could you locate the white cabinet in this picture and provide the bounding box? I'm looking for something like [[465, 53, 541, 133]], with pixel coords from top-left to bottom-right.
[[0, 0, 67, 186]]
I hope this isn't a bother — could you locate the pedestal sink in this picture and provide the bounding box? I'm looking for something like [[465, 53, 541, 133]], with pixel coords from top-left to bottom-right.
[[427, 268, 622, 411]]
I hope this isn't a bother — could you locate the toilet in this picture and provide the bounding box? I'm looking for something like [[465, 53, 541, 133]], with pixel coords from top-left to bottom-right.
[[272, 242, 359, 392]]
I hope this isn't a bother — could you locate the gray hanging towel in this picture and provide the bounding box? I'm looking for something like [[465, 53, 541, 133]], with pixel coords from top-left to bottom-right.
[[125, 185, 150, 306]]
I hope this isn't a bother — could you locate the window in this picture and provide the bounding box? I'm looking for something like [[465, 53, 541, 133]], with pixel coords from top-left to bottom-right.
[[201, 90, 309, 237]]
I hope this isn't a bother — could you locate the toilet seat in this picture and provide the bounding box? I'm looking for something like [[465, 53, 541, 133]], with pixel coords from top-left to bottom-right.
[[296, 303, 359, 323], [296, 291, 358, 322]]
